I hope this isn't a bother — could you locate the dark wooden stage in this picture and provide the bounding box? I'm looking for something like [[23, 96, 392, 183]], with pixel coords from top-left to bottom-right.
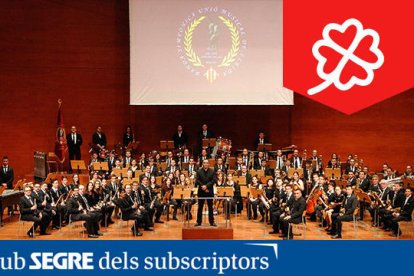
[[0, 209, 412, 240]]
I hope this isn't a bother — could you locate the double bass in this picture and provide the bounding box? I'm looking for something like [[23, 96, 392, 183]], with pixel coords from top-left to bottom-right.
[[306, 185, 322, 214]]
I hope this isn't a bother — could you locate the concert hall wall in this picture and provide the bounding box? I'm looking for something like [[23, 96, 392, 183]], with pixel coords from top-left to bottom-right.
[[0, 0, 412, 180]]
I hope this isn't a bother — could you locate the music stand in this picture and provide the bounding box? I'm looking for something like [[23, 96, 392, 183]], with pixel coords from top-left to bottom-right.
[[354, 190, 372, 204], [288, 168, 304, 178], [250, 169, 264, 178], [240, 186, 250, 197], [257, 143, 272, 152], [325, 168, 341, 179], [160, 140, 174, 151], [122, 179, 133, 187], [172, 187, 191, 200], [250, 188, 261, 199], [261, 176, 273, 184], [234, 176, 246, 185], [70, 160, 87, 174], [217, 187, 234, 197], [121, 168, 129, 177], [111, 168, 122, 178], [92, 162, 109, 172]]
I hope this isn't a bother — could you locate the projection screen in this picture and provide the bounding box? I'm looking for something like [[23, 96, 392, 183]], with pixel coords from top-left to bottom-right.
[[129, 0, 293, 105]]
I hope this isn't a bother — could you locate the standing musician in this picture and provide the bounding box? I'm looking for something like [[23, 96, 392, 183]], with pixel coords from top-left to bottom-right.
[[123, 125, 135, 147], [275, 150, 285, 170], [194, 159, 217, 227], [66, 186, 102, 238], [173, 125, 188, 149], [19, 186, 52, 237], [290, 149, 302, 169], [269, 184, 294, 234], [329, 186, 358, 239], [387, 188, 414, 237], [115, 185, 144, 237], [66, 126, 83, 172], [92, 126, 107, 151], [310, 150, 323, 175], [280, 189, 306, 240]]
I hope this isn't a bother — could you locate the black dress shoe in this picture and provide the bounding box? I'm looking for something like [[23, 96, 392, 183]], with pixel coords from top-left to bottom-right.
[[52, 226, 60, 230], [210, 223, 217, 227], [155, 220, 164, 224], [27, 231, 34, 238], [194, 223, 201, 227], [384, 228, 391, 232], [134, 232, 143, 237], [40, 232, 51, 236], [88, 234, 99, 238], [269, 231, 278, 234], [331, 234, 342, 239]]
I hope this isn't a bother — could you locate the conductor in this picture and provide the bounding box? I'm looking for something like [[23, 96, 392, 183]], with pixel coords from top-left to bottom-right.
[[195, 159, 217, 226]]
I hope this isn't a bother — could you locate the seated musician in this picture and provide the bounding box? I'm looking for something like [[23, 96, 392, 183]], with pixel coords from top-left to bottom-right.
[[148, 158, 159, 176], [198, 149, 209, 166], [314, 178, 334, 223], [345, 159, 357, 174], [402, 165, 413, 179], [281, 159, 292, 177], [39, 183, 58, 230], [269, 184, 294, 234], [347, 171, 357, 187], [280, 189, 306, 240], [327, 153, 339, 168], [259, 160, 273, 176], [92, 180, 115, 227], [303, 161, 313, 184], [50, 179, 68, 228], [275, 150, 285, 170], [247, 176, 261, 220], [129, 159, 139, 177], [259, 178, 276, 222], [222, 173, 239, 218], [254, 151, 266, 170], [138, 153, 147, 170], [32, 183, 54, 232], [131, 181, 153, 227], [88, 152, 99, 171], [357, 171, 370, 220], [66, 186, 101, 238], [181, 148, 191, 164], [237, 165, 252, 184], [380, 182, 405, 231], [235, 157, 243, 172], [139, 176, 159, 227], [214, 157, 227, 173], [71, 174, 80, 188], [161, 178, 178, 220], [387, 188, 414, 237], [310, 149, 323, 174], [290, 171, 305, 192], [329, 186, 358, 239], [18, 186, 52, 237], [384, 168, 395, 180], [140, 165, 152, 181], [187, 157, 198, 177], [115, 185, 144, 237], [149, 175, 164, 223], [107, 150, 116, 171], [327, 157, 341, 169], [241, 148, 250, 167], [368, 177, 388, 226], [124, 150, 132, 168], [324, 185, 345, 232], [166, 159, 178, 175]]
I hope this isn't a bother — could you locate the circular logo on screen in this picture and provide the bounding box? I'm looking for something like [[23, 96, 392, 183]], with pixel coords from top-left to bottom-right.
[[176, 7, 247, 83]]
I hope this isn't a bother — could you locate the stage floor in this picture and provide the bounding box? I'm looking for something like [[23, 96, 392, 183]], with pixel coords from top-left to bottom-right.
[[0, 210, 412, 240]]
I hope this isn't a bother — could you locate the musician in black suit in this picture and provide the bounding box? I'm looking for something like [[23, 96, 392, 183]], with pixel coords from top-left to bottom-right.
[[237, 165, 252, 185], [330, 186, 358, 239], [122, 125, 135, 147], [289, 150, 303, 169], [345, 159, 357, 174], [280, 189, 306, 239], [357, 171, 370, 220], [347, 171, 357, 187], [50, 180, 67, 228], [258, 160, 274, 176], [18, 187, 51, 237], [92, 126, 107, 150], [214, 157, 227, 173], [388, 188, 414, 237], [173, 125, 188, 149], [0, 156, 14, 189], [115, 185, 143, 236], [254, 131, 269, 149], [66, 186, 101, 238], [66, 126, 83, 161], [270, 185, 294, 234], [139, 177, 160, 226], [198, 124, 214, 142], [195, 159, 217, 226], [253, 152, 266, 170], [380, 182, 405, 231]]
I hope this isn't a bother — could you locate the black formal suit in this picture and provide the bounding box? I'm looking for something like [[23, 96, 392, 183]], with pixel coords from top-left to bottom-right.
[[253, 158, 265, 170], [198, 130, 214, 141], [331, 194, 358, 237], [214, 164, 227, 173], [254, 138, 269, 149], [173, 131, 188, 149], [390, 196, 414, 235], [92, 132, 107, 148], [380, 189, 405, 228], [237, 171, 252, 185], [303, 168, 313, 182], [195, 167, 216, 225], [271, 192, 294, 233], [0, 166, 14, 189], [66, 133, 83, 160], [260, 166, 274, 176], [345, 166, 357, 174], [116, 194, 144, 235], [289, 157, 303, 169], [347, 177, 357, 187], [107, 157, 116, 171], [359, 178, 370, 192], [50, 187, 67, 227], [281, 196, 306, 239], [187, 164, 198, 176], [66, 195, 101, 235], [58, 184, 71, 196], [18, 195, 51, 234]]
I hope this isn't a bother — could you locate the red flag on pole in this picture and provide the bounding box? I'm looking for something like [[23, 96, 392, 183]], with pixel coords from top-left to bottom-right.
[[55, 99, 68, 162]]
